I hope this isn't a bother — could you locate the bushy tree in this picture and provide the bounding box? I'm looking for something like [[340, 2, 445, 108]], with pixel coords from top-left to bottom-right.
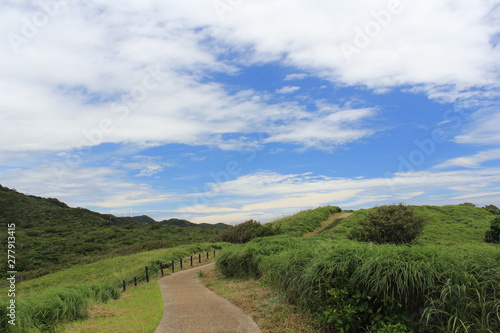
[[484, 204, 500, 215], [215, 219, 279, 243], [485, 217, 500, 243], [349, 203, 428, 245]]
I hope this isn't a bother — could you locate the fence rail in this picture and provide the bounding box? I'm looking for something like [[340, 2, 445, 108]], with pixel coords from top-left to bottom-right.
[[121, 250, 218, 292]]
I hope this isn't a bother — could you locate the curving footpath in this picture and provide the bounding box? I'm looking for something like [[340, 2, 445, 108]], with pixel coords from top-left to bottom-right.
[[154, 263, 262, 333]]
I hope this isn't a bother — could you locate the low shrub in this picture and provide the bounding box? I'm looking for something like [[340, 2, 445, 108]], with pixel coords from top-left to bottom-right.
[[348, 203, 428, 244]]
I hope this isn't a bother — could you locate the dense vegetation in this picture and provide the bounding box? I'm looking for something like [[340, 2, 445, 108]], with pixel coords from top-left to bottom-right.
[[0, 242, 224, 332], [0, 185, 226, 280], [216, 205, 500, 332], [348, 203, 428, 244], [214, 219, 280, 243]]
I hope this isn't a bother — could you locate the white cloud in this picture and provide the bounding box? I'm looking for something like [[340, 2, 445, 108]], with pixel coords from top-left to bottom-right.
[[284, 73, 307, 81], [435, 149, 500, 169], [172, 167, 500, 223], [264, 106, 377, 149], [0, 163, 178, 209], [3, 163, 500, 224], [275, 86, 301, 94], [241, 190, 360, 211], [1, 0, 497, 155], [209, 0, 498, 88], [455, 107, 500, 145], [451, 192, 500, 200]]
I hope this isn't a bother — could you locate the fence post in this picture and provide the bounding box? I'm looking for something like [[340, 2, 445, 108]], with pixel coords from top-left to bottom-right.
[[207, 251, 209, 259], [180, 258, 183, 270], [190, 255, 193, 267], [199, 253, 201, 263], [122, 280, 126, 292], [172, 260, 175, 273], [160, 262, 164, 277], [145, 267, 149, 283], [134, 277, 137, 286]]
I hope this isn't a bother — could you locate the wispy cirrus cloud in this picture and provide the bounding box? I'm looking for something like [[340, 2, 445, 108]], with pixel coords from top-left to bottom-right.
[[435, 149, 500, 169]]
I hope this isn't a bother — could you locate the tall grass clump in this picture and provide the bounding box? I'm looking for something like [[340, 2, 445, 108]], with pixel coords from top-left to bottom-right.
[[217, 235, 299, 279], [0, 283, 119, 333], [217, 239, 500, 332], [271, 206, 341, 236]]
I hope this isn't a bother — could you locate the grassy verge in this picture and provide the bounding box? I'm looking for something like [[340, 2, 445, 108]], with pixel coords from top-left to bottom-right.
[[63, 281, 163, 333], [0, 243, 225, 332], [199, 267, 319, 333], [61, 253, 220, 332]]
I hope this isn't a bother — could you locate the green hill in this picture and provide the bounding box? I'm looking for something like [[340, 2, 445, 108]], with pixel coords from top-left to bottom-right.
[[318, 204, 496, 244], [0, 185, 226, 280]]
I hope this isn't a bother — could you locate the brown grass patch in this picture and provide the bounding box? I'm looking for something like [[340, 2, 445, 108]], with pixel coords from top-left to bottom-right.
[[200, 268, 319, 333]]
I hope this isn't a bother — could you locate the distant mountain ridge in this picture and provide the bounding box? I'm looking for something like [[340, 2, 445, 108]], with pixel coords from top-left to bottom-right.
[[121, 215, 230, 229]]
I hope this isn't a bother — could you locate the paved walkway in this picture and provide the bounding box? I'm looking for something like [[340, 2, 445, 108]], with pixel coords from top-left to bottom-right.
[[154, 263, 262, 333]]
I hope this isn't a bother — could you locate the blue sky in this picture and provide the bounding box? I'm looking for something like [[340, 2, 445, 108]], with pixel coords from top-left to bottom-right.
[[0, 0, 499, 224]]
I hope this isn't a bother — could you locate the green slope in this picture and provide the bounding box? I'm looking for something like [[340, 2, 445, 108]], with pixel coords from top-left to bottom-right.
[[270, 206, 341, 236], [318, 204, 496, 245], [0, 185, 225, 280]]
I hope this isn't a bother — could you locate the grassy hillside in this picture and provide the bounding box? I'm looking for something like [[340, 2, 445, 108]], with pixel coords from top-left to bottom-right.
[[216, 205, 500, 332], [0, 185, 225, 280], [270, 206, 341, 236], [319, 205, 496, 245]]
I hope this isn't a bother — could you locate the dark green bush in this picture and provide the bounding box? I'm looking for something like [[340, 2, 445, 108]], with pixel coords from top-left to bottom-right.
[[484, 204, 500, 215], [348, 203, 428, 244], [485, 217, 500, 243]]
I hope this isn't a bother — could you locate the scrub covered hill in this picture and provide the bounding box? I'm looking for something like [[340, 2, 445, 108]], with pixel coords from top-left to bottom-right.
[[0, 185, 226, 280]]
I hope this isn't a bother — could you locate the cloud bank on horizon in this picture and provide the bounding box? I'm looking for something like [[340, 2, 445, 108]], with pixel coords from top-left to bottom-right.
[[0, 0, 499, 223]]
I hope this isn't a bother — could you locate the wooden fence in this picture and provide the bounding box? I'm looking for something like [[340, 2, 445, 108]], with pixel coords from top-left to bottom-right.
[[121, 250, 218, 292]]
